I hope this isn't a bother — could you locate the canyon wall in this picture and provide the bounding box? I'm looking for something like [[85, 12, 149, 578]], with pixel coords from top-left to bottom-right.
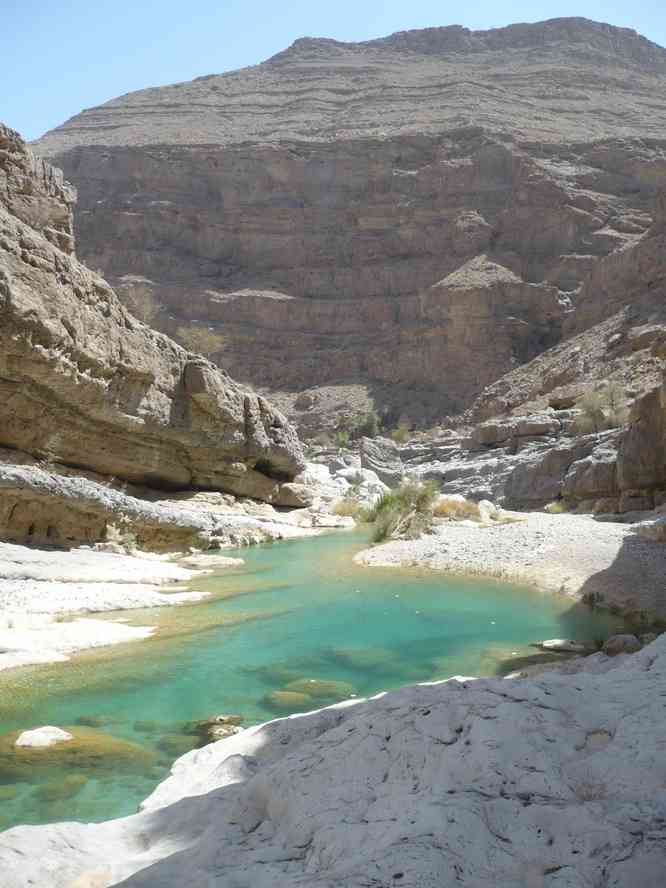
[[33, 18, 666, 424], [0, 124, 304, 506]]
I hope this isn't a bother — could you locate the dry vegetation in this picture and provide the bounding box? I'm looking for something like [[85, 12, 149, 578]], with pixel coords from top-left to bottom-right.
[[176, 325, 226, 359]]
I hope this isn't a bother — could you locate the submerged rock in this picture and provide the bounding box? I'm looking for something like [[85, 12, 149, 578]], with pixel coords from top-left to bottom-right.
[[263, 690, 314, 712], [283, 678, 356, 701], [183, 715, 245, 746], [156, 734, 199, 759], [0, 727, 154, 782], [330, 646, 393, 672], [33, 774, 87, 802]]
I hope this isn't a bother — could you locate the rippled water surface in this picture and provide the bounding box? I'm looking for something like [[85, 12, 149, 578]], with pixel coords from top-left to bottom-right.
[[0, 529, 620, 829]]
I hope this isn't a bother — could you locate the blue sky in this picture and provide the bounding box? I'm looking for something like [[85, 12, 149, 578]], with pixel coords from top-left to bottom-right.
[[3, 0, 664, 142]]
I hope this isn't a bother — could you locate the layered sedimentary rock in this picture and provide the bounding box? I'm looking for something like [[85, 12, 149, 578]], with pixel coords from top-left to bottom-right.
[[32, 18, 666, 422], [465, 190, 666, 422], [0, 125, 304, 509], [2, 636, 666, 886]]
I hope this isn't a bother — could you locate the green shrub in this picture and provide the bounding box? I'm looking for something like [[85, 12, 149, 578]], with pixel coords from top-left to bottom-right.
[[334, 429, 350, 449], [336, 410, 381, 441], [390, 423, 410, 443], [574, 384, 629, 434], [366, 480, 439, 542]]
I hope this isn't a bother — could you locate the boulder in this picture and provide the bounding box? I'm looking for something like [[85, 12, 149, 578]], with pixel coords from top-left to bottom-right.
[[561, 444, 619, 502], [360, 437, 404, 488], [537, 639, 588, 654], [185, 715, 244, 746], [272, 482, 315, 508], [602, 634, 642, 656], [15, 727, 73, 748], [504, 438, 596, 507]]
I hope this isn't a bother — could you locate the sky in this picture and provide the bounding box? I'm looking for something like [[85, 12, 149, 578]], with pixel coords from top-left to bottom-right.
[[3, 0, 665, 142]]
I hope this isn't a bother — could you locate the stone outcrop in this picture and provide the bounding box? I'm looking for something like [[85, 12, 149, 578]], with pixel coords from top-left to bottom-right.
[[0, 124, 304, 507], [404, 408, 625, 510], [0, 462, 322, 551], [359, 435, 404, 487], [32, 19, 666, 425], [2, 636, 665, 886], [617, 374, 666, 510]]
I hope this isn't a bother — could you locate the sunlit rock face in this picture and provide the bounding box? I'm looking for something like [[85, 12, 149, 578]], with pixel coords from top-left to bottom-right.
[[0, 124, 304, 508], [33, 18, 666, 424]]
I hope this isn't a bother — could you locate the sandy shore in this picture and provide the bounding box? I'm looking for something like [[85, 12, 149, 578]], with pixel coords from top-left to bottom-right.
[[355, 513, 666, 619], [0, 543, 243, 671]]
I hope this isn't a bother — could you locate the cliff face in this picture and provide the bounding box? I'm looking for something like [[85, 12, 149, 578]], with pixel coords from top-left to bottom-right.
[[32, 18, 666, 423], [0, 124, 304, 503]]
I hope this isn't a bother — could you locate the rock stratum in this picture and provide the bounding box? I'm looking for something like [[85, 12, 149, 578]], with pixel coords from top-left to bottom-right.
[[2, 636, 665, 886], [0, 124, 304, 519], [33, 17, 666, 424]]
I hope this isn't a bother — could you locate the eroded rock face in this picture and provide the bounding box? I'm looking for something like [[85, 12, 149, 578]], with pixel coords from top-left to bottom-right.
[[359, 436, 404, 487], [2, 636, 666, 887], [32, 19, 666, 423], [617, 375, 666, 508], [0, 124, 304, 504]]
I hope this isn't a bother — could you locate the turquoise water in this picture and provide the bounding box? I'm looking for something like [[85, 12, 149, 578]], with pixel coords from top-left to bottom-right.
[[0, 530, 620, 830]]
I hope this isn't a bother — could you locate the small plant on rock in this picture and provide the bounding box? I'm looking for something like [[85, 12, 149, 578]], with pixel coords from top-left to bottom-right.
[[334, 429, 350, 449], [177, 324, 226, 359], [106, 515, 139, 553], [574, 383, 629, 434], [390, 423, 411, 443]]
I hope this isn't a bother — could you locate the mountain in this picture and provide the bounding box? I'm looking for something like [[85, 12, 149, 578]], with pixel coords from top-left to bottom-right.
[[32, 17, 666, 428]]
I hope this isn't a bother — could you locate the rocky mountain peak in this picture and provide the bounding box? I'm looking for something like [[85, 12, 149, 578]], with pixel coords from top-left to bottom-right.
[[270, 18, 666, 70]]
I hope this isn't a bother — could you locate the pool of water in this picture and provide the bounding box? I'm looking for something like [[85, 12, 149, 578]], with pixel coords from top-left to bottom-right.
[[0, 529, 621, 829]]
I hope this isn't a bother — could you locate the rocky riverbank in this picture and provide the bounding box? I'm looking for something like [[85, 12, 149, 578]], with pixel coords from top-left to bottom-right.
[[356, 511, 666, 620], [0, 497, 353, 672]]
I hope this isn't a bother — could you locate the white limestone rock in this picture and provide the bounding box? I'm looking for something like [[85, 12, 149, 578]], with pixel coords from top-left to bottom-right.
[[14, 726, 73, 748], [538, 638, 588, 653]]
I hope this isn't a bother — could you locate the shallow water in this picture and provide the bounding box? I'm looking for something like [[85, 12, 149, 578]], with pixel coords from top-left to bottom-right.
[[0, 529, 620, 829]]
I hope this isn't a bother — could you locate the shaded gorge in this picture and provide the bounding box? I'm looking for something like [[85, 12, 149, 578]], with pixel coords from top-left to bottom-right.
[[0, 529, 621, 829]]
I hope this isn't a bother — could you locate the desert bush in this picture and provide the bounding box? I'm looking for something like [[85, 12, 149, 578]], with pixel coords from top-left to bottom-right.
[[432, 496, 480, 521], [177, 324, 226, 359], [390, 423, 410, 443], [334, 429, 350, 449], [574, 383, 629, 434], [121, 288, 162, 325], [106, 516, 138, 553], [337, 411, 381, 441], [366, 480, 439, 542], [544, 500, 569, 514]]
